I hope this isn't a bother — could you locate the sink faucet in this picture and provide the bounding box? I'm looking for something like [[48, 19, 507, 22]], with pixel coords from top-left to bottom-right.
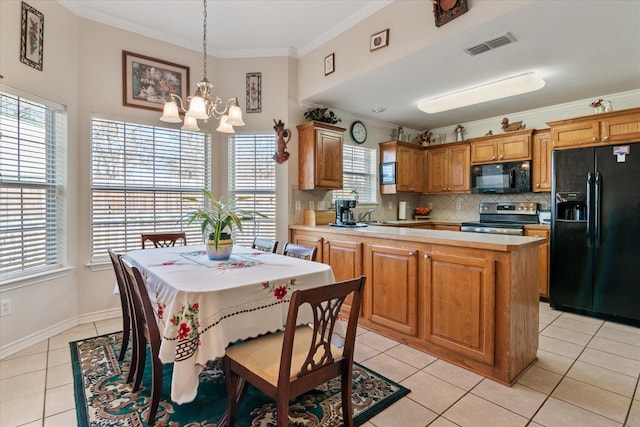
[[358, 208, 375, 222]]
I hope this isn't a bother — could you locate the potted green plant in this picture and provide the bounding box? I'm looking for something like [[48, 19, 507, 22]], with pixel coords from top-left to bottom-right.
[[182, 189, 267, 260]]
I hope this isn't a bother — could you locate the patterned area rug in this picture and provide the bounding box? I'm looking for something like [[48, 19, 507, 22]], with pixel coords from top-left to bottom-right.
[[71, 332, 410, 426]]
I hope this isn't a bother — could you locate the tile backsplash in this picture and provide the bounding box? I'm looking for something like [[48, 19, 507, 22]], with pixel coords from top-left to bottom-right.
[[291, 187, 551, 224]]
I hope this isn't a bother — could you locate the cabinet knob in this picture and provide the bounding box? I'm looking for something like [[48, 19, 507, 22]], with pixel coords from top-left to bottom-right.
[[499, 155, 504, 159], [536, 183, 540, 188], [592, 137, 598, 142], [447, 187, 451, 191], [408, 252, 415, 257], [604, 135, 610, 141], [443, 187, 447, 191], [492, 156, 497, 160], [424, 254, 429, 259]]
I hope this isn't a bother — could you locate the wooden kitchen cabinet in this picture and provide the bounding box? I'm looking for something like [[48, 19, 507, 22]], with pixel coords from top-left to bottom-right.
[[289, 224, 541, 385], [323, 238, 363, 315], [548, 107, 640, 149], [425, 142, 470, 194], [525, 226, 550, 298], [379, 140, 426, 194], [421, 251, 496, 364], [469, 129, 533, 164], [364, 243, 419, 337], [532, 129, 552, 192], [297, 121, 345, 190]]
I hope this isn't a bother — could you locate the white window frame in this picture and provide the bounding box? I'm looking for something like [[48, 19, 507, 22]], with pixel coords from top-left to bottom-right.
[[228, 133, 277, 246], [0, 88, 67, 282], [89, 117, 210, 262], [333, 144, 377, 204]]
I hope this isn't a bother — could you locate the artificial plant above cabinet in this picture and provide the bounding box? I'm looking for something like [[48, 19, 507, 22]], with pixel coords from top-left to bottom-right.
[[297, 121, 345, 190], [379, 140, 426, 194]]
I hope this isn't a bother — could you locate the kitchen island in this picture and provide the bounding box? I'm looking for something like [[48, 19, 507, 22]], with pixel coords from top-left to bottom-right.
[[289, 224, 543, 385]]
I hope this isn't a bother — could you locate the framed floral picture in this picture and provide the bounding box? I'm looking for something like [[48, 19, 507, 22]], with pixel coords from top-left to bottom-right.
[[324, 53, 335, 76], [20, 2, 44, 71], [122, 51, 190, 112], [370, 29, 389, 51], [246, 72, 261, 113]]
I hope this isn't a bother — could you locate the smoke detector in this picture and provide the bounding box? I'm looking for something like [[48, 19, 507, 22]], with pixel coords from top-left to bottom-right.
[[464, 33, 516, 56]]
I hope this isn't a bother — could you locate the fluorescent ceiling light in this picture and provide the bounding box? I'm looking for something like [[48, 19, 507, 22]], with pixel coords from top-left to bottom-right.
[[417, 72, 545, 114]]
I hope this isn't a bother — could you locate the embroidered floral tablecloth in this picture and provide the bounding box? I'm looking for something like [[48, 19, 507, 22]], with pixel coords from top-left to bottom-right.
[[122, 244, 335, 404]]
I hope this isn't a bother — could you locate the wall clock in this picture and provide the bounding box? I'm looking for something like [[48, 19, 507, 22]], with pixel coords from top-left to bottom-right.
[[350, 120, 367, 144]]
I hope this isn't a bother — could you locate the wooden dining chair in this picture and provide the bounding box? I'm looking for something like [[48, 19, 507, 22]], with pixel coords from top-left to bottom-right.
[[120, 258, 164, 425], [282, 242, 317, 261], [107, 250, 133, 362], [141, 232, 187, 249], [251, 237, 279, 253], [223, 275, 366, 427]]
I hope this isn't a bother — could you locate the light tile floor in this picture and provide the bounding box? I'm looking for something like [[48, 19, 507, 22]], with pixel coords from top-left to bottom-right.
[[1, 303, 639, 426]]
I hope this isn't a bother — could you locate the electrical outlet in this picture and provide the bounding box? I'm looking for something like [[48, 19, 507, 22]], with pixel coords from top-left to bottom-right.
[[295, 200, 301, 211], [427, 202, 433, 209], [0, 299, 10, 317], [309, 201, 315, 210], [388, 201, 392, 209], [456, 201, 462, 210], [317, 201, 325, 210]]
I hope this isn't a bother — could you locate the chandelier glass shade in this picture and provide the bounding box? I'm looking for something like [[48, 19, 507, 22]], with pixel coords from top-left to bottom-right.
[[159, 0, 244, 133]]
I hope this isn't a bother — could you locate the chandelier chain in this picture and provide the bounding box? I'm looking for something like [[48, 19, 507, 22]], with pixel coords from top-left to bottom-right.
[[202, 0, 207, 79]]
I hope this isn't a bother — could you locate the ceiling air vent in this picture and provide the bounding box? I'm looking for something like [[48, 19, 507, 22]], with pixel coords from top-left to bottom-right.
[[464, 33, 516, 56]]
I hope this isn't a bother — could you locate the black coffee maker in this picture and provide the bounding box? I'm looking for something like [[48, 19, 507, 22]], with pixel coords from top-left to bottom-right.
[[334, 199, 357, 225]]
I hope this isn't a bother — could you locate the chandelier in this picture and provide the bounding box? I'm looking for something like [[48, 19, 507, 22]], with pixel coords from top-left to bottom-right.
[[159, 0, 244, 133]]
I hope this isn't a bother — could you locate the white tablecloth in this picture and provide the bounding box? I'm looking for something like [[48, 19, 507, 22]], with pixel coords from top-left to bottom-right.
[[122, 244, 335, 404]]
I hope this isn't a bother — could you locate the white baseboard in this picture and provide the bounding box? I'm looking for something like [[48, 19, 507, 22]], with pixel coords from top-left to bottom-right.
[[0, 308, 121, 360]]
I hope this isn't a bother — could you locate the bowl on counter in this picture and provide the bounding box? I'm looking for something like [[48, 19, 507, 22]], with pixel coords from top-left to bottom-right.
[[413, 206, 432, 218]]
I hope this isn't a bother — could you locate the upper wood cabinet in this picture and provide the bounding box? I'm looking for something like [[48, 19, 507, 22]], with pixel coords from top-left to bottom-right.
[[297, 121, 345, 190], [469, 129, 533, 164], [548, 107, 640, 149], [425, 142, 470, 194], [379, 141, 426, 194], [532, 129, 552, 192]]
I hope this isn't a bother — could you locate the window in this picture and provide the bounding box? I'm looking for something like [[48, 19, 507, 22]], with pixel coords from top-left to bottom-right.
[[90, 118, 209, 262], [228, 134, 276, 246], [0, 90, 66, 280], [333, 144, 377, 204]]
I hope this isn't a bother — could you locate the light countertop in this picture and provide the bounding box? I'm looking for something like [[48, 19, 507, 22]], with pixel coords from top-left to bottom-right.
[[289, 224, 545, 252]]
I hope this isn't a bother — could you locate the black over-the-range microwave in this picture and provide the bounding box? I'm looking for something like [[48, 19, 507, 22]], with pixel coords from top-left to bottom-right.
[[471, 160, 531, 193]]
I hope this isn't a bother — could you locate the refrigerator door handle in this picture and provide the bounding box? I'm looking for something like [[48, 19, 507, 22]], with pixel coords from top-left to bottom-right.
[[586, 172, 593, 242], [594, 171, 602, 248]]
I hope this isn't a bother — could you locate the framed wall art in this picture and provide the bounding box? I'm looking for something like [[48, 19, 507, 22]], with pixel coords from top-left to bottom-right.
[[20, 2, 44, 71], [434, 0, 469, 27], [324, 53, 335, 76], [246, 72, 261, 113], [122, 50, 190, 112], [370, 29, 389, 51]]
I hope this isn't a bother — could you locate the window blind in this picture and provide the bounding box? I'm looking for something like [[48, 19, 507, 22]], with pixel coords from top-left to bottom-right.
[[333, 144, 377, 203], [90, 118, 209, 261], [0, 90, 67, 279], [228, 134, 276, 246]]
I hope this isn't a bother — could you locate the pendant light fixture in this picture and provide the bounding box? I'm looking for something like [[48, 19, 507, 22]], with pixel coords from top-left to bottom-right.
[[160, 0, 244, 133]]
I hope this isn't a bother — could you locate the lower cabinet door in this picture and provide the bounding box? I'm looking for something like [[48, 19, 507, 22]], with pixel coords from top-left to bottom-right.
[[323, 239, 363, 314], [365, 244, 418, 337], [421, 252, 496, 365]]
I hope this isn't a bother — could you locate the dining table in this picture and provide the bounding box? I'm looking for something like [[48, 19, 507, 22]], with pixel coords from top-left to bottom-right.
[[122, 244, 335, 404]]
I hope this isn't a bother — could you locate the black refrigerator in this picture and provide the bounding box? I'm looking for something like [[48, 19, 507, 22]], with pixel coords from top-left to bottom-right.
[[550, 142, 640, 325]]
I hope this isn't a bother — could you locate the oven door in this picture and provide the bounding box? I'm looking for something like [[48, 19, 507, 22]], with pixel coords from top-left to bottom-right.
[[460, 222, 525, 235], [471, 161, 531, 193]]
